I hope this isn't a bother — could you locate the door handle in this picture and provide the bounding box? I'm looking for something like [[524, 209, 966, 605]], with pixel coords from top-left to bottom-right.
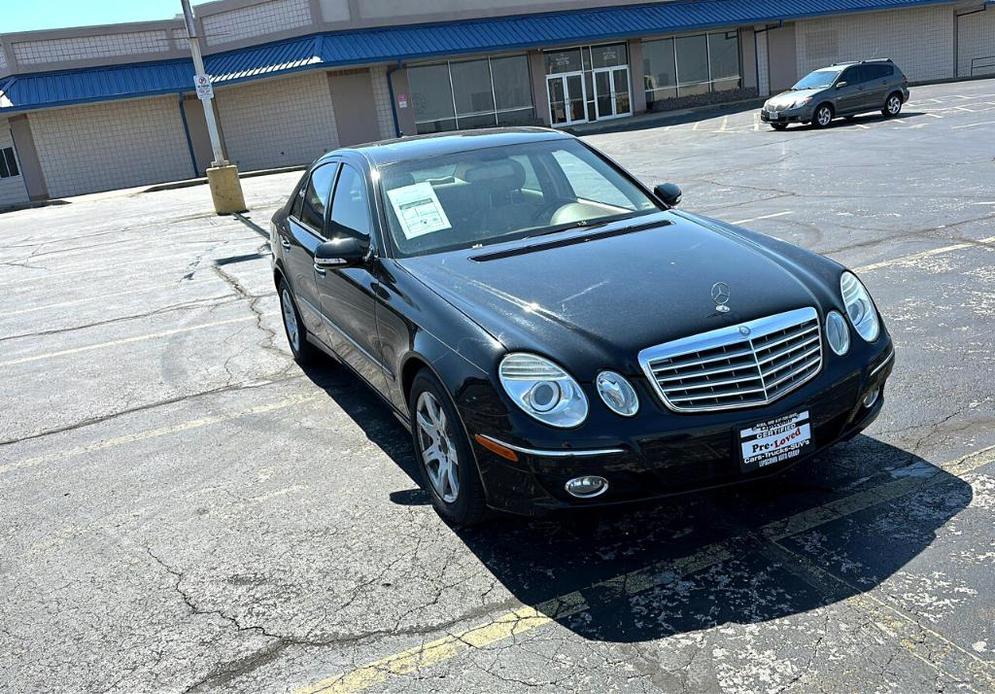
[[280, 237, 291, 250]]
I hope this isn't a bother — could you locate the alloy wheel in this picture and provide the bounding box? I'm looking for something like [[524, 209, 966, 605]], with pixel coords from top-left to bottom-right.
[[887, 95, 902, 115], [281, 288, 300, 353], [416, 391, 460, 503], [817, 106, 832, 127]]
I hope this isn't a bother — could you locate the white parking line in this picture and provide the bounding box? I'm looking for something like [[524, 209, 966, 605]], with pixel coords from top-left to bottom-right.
[[855, 236, 995, 273], [0, 316, 256, 368], [731, 211, 794, 225], [953, 121, 995, 130], [0, 391, 319, 475], [0, 279, 216, 317]]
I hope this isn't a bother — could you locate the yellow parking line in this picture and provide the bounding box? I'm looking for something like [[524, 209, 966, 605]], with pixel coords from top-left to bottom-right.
[[0, 315, 256, 367], [854, 235, 995, 273], [298, 445, 995, 694], [0, 392, 319, 475]]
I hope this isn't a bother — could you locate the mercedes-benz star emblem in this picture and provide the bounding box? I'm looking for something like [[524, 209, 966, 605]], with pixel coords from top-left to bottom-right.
[[711, 282, 731, 313]]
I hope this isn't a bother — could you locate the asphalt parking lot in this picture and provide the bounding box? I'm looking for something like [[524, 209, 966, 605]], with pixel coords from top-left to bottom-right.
[[2, 77, 994, 693]]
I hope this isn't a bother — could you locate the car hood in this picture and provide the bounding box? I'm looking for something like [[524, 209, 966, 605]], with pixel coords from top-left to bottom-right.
[[397, 211, 825, 377], [766, 88, 824, 109]]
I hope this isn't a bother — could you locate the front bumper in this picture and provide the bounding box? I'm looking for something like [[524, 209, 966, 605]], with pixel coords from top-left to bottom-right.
[[760, 104, 815, 124], [463, 340, 894, 516]]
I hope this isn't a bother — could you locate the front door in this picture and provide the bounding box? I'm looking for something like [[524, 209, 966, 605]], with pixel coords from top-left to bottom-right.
[[314, 162, 388, 392], [593, 66, 632, 120], [547, 73, 587, 126], [836, 66, 865, 114], [284, 163, 338, 336]]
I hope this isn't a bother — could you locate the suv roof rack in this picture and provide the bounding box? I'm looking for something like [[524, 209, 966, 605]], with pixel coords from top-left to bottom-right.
[[831, 57, 893, 66]]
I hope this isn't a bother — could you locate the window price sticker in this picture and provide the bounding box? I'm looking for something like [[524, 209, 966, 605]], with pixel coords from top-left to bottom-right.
[[386, 182, 452, 239]]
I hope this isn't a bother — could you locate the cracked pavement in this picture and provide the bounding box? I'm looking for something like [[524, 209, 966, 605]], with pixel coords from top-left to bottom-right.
[[1, 78, 994, 693]]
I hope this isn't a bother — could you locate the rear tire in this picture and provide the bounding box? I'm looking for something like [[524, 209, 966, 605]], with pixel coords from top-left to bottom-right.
[[882, 92, 903, 117], [278, 279, 318, 366], [812, 104, 834, 129], [770, 123, 788, 131], [408, 370, 488, 527]]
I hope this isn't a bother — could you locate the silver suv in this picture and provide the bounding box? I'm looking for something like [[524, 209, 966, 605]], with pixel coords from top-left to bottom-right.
[[761, 59, 910, 130]]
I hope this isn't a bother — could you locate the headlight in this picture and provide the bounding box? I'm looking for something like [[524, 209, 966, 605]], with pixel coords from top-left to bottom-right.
[[840, 272, 880, 342], [793, 96, 813, 108], [499, 353, 588, 428], [825, 310, 850, 355], [596, 371, 639, 417]]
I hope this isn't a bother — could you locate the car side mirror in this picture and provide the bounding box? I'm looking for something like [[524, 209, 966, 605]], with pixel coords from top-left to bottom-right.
[[314, 237, 369, 270], [654, 182, 682, 208], [836, 81, 848, 89]]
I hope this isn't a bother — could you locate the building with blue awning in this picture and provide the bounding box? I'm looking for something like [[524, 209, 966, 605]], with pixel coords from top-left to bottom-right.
[[0, 0, 992, 204]]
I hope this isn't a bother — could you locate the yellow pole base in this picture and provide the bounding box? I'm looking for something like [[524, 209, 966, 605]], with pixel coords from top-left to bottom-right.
[[206, 164, 247, 214]]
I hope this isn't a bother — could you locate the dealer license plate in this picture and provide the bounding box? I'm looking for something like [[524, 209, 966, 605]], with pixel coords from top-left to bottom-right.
[[739, 411, 812, 472]]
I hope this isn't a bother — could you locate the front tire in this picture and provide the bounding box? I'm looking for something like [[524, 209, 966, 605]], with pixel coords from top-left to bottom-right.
[[882, 92, 903, 117], [812, 104, 834, 129], [770, 123, 788, 131], [278, 279, 318, 366], [409, 370, 488, 526]]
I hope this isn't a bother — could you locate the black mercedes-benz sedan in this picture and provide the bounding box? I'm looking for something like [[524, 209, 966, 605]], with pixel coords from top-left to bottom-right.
[[270, 128, 894, 526]]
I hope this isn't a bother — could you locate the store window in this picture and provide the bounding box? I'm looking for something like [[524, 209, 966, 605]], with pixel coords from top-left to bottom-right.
[[0, 147, 18, 179], [408, 54, 535, 134], [643, 31, 742, 108]]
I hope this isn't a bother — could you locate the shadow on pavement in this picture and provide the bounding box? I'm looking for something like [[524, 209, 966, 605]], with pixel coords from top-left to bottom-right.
[[302, 360, 970, 641]]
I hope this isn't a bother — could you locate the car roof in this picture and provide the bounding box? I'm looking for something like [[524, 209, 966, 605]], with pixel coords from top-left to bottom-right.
[[320, 127, 573, 168]]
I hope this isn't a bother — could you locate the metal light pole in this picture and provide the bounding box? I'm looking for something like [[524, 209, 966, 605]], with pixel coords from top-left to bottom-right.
[[181, 0, 246, 213]]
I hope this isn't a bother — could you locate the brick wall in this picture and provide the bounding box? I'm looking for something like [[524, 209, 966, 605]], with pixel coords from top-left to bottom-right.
[[370, 67, 398, 139], [0, 120, 29, 206], [795, 6, 954, 83], [30, 97, 192, 198], [958, 9, 995, 78], [215, 72, 339, 171], [12, 31, 171, 65], [202, 0, 313, 46]]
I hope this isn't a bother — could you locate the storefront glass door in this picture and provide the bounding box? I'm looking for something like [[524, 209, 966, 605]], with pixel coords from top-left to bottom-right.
[[546, 73, 588, 126], [593, 66, 632, 120]]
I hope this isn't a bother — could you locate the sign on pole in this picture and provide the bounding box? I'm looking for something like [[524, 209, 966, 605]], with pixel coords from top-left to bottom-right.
[[194, 74, 214, 101]]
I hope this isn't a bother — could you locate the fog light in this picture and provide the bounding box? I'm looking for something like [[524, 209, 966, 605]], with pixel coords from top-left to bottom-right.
[[863, 388, 880, 408], [565, 475, 608, 499]]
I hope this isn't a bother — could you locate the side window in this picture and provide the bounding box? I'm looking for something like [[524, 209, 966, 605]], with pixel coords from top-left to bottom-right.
[[841, 67, 860, 85], [867, 64, 892, 80], [299, 164, 338, 231], [328, 165, 371, 240]]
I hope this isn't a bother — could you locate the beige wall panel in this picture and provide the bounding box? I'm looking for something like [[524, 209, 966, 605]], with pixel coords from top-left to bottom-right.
[[796, 6, 954, 83], [30, 97, 192, 198], [767, 24, 798, 92], [216, 72, 339, 171]]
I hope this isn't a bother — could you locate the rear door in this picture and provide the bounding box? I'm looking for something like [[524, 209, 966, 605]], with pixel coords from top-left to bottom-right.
[[863, 64, 893, 108], [314, 162, 389, 392], [285, 163, 338, 337]]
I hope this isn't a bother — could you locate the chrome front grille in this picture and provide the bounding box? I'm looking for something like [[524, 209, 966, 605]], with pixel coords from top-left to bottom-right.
[[638, 307, 823, 413]]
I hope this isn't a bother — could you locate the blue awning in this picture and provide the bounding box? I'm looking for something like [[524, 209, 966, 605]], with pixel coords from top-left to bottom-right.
[[0, 0, 952, 113]]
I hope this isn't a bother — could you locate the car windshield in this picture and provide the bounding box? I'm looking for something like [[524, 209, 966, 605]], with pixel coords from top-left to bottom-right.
[[792, 68, 843, 90], [379, 139, 660, 257]]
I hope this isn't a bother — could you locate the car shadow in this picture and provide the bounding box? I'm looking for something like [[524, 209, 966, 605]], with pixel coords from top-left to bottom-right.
[[796, 110, 926, 130], [301, 360, 970, 642]]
